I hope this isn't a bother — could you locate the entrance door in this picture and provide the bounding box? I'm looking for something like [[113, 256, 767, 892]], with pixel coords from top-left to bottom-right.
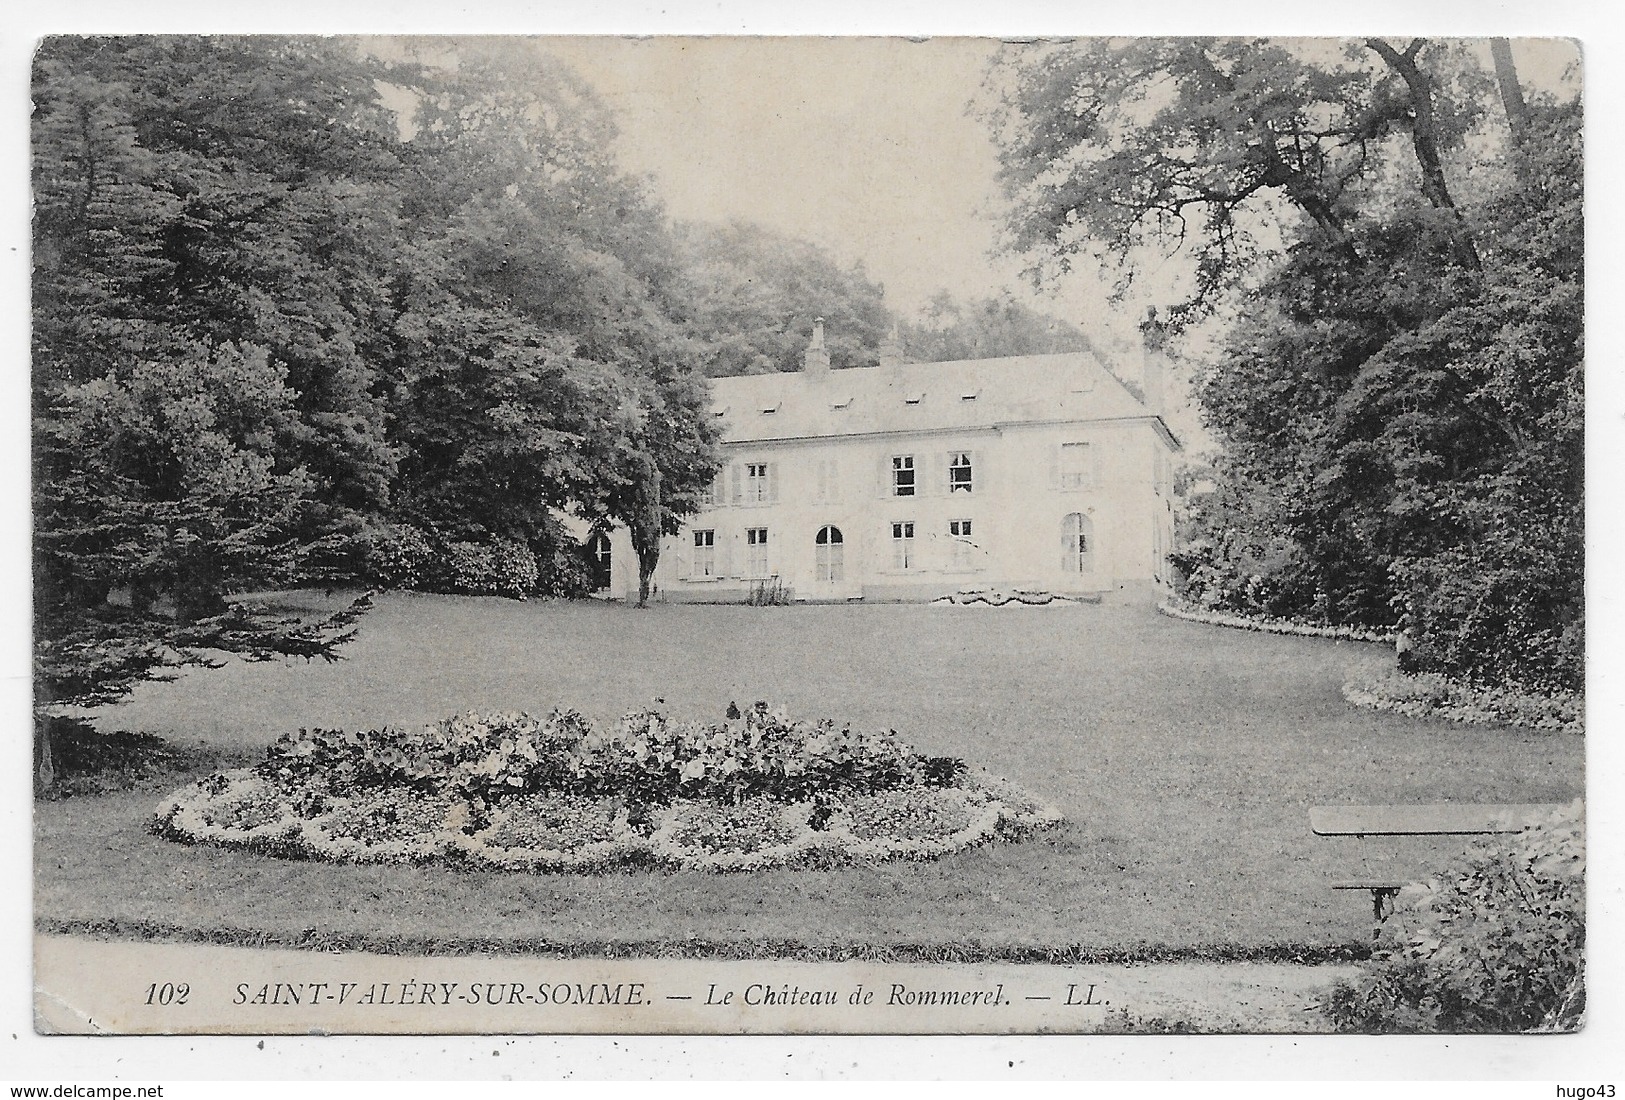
[[814, 525, 846, 597], [1061, 512, 1095, 579], [586, 533, 613, 592]]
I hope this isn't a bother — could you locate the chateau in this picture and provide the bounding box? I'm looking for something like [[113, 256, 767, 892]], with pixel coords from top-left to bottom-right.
[[587, 322, 1180, 603]]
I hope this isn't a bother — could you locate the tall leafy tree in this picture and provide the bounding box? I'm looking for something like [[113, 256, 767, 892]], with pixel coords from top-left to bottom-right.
[[672, 220, 892, 376], [32, 35, 409, 789], [30, 36, 727, 791], [899, 290, 1093, 363], [987, 37, 1582, 690], [385, 41, 721, 595], [984, 37, 1492, 319]]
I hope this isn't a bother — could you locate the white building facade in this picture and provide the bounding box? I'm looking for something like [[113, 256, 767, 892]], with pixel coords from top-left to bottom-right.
[[592, 323, 1180, 604]]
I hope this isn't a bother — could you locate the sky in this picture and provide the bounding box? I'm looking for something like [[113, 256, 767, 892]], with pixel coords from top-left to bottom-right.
[[532, 35, 1579, 360], [542, 36, 1024, 316]]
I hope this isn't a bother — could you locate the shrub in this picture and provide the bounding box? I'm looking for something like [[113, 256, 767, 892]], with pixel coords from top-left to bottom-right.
[[431, 538, 541, 598], [1321, 804, 1585, 1033], [745, 577, 793, 605], [537, 541, 596, 599], [441, 541, 500, 595], [488, 538, 540, 597], [1170, 536, 1327, 622], [1393, 522, 1583, 695], [361, 523, 436, 590]]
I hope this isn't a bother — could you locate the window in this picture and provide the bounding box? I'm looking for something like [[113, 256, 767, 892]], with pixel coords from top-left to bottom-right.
[[746, 527, 770, 577], [949, 519, 975, 570], [730, 462, 778, 505], [746, 462, 772, 503], [949, 452, 974, 493], [815, 525, 844, 583], [891, 455, 916, 497], [1062, 512, 1094, 574], [891, 522, 915, 570], [1059, 442, 1093, 490], [692, 529, 716, 578]]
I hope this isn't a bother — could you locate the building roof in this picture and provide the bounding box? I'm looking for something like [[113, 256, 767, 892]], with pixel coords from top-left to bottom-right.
[[708, 352, 1179, 448]]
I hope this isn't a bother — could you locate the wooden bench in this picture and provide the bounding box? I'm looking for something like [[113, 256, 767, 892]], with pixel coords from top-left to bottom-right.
[[1310, 803, 1571, 932]]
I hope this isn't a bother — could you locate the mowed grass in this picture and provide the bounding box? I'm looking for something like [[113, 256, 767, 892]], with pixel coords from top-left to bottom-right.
[[36, 592, 1583, 957]]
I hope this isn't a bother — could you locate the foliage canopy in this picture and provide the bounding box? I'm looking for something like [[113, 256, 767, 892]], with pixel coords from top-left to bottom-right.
[[987, 37, 1582, 690]]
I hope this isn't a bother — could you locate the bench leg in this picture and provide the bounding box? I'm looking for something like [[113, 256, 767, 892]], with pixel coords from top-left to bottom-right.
[[1370, 888, 1400, 937]]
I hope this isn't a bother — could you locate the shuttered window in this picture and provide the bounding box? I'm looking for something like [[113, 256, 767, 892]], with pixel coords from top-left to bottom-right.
[[1057, 442, 1095, 490], [891, 455, 916, 497], [741, 462, 779, 504], [815, 458, 841, 504], [949, 518, 976, 570], [746, 527, 770, 577], [891, 521, 915, 569], [692, 529, 716, 578]]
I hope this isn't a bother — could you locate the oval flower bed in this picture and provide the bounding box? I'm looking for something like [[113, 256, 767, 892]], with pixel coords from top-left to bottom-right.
[[152, 704, 1063, 872]]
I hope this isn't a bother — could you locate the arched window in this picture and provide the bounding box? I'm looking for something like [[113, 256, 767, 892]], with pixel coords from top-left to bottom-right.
[[586, 533, 612, 591], [1061, 512, 1094, 574], [815, 525, 844, 583]]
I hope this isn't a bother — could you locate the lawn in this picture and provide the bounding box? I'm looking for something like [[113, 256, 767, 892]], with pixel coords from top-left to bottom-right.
[[35, 592, 1584, 958]]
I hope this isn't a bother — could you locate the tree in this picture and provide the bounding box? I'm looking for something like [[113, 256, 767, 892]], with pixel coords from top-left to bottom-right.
[[385, 42, 723, 591], [899, 290, 1093, 362], [31, 37, 411, 789], [984, 37, 1492, 319], [570, 350, 722, 608], [672, 220, 892, 376], [986, 38, 1582, 690]]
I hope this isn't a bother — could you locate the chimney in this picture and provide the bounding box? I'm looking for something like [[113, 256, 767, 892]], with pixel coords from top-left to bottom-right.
[[1138, 306, 1167, 415], [878, 321, 904, 369], [802, 316, 831, 376]]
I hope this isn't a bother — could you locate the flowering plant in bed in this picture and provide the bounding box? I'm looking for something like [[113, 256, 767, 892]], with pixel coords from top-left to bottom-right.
[[153, 702, 1063, 872]]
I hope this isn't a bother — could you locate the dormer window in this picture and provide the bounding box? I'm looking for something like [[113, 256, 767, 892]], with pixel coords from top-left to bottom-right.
[[960, 390, 979, 401], [830, 395, 853, 410], [711, 405, 730, 418], [759, 401, 781, 415], [903, 392, 925, 405]]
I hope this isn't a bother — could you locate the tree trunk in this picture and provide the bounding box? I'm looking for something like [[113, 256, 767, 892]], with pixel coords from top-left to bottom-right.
[[629, 523, 660, 609], [1365, 37, 1482, 272], [637, 557, 655, 609], [35, 723, 56, 797], [1490, 38, 1530, 141], [628, 455, 664, 610]]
